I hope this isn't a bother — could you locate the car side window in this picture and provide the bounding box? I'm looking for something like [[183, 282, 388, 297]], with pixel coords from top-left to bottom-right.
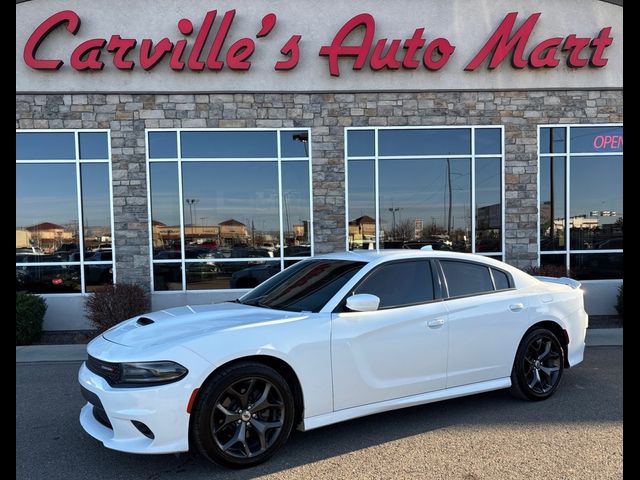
[[491, 268, 511, 290], [440, 260, 494, 297], [353, 260, 434, 309]]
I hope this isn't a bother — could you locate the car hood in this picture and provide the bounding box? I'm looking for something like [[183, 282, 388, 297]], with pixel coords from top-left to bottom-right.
[[101, 302, 302, 349]]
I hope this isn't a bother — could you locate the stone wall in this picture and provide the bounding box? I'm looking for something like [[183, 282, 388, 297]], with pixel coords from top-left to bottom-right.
[[16, 90, 623, 290]]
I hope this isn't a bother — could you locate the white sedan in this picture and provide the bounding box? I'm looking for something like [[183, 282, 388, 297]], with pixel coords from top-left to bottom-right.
[[78, 250, 587, 468]]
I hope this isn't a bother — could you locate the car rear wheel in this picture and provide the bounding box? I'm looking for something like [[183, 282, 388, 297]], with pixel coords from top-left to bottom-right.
[[191, 362, 295, 468], [510, 328, 564, 401]]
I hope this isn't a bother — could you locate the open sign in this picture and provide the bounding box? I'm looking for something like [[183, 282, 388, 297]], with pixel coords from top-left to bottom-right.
[[593, 135, 623, 150]]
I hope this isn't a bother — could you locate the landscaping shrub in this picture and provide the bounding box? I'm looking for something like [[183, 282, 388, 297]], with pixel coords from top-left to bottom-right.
[[525, 264, 572, 278], [16, 292, 47, 345], [85, 283, 150, 333]]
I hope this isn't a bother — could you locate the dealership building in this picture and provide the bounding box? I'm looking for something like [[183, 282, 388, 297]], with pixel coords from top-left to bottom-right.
[[16, 0, 622, 331]]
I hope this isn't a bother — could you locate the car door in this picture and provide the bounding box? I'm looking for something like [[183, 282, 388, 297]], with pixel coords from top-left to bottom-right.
[[331, 259, 449, 411], [438, 260, 529, 388]]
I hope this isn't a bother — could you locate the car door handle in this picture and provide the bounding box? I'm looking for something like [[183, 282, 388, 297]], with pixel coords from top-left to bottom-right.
[[427, 318, 445, 328], [509, 303, 525, 312]]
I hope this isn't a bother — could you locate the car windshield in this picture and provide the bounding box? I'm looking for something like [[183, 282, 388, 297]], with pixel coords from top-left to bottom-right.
[[238, 259, 365, 312]]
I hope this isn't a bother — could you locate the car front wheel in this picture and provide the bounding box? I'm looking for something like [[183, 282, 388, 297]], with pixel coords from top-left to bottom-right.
[[191, 362, 295, 468], [510, 328, 565, 401]]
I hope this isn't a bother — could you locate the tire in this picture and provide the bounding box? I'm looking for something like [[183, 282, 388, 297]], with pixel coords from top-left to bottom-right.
[[510, 328, 565, 401], [191, 362, 295, 468]]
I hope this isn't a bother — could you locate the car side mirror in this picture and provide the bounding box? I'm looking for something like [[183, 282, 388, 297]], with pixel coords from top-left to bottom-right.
[[346, 293, 380, 312]]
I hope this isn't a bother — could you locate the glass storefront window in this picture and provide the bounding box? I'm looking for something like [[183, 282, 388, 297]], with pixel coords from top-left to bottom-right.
[[346, 127, 504, 256], [180, 131, 277, 158], [347, 130, 375, 157], [539, 156, 566, 251], [347, 159, 376, 250], [475, 157, 502, 253], [148, 131, 178, 159], [378, 158, 471, 251], [378, 128, 471, 156], [16, 132, 75, 160], [147, 129, 313, 291], [538, 125, 623, 280], [16, 130, 114, 294]]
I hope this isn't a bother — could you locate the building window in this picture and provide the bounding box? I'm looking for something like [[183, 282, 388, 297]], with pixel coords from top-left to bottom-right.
[[345, 127, 504, 259], [147, 129, 313, 291], [538, 124, 623, 280], [16, 130, 115, 294]]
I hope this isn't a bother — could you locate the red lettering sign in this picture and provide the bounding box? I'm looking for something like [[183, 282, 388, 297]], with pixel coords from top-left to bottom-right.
[[319, 14, 455, 76], [23, 10, 80, 70], [21, 9, 614, 75], [465, 12, 613, 70]]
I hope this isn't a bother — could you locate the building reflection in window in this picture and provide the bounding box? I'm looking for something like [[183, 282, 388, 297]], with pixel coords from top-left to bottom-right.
[[346, 127, 504, 256], [16, 131, 114, 294], [538, 125, 623, 280], [147, 129, 313, 291]]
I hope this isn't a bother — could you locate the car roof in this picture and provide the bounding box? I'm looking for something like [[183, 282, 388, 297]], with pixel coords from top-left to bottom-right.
[[310, 249, 497, 263], [308, 250, 536, 287]]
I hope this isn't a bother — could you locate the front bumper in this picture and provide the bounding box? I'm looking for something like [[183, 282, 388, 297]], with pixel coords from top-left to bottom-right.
[[78, 345, 212, 454]]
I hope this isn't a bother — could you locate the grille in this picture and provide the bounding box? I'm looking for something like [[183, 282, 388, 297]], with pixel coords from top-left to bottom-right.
[[86, 355, 122, 385]]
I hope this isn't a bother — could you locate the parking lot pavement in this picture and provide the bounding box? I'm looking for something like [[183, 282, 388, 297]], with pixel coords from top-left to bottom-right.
[[16, 347, 622, 480]]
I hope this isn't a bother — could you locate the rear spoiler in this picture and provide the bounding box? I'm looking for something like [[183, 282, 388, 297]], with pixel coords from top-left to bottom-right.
[[534, 276, 582, 289]]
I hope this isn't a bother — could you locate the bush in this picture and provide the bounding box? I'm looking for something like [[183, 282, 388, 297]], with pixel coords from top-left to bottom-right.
[[85, 283, 150, 333], [615, 284, 623, 318], [525, 264, 572, 278], [16, 292, 47, 345]]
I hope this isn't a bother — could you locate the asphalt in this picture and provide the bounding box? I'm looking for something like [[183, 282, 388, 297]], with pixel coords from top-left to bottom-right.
[[15, 328, 622, 363], [16, 347, 622, 479]]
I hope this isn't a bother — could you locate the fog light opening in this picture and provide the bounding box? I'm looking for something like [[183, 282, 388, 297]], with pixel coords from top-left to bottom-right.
[[131, 420, 155, 439]]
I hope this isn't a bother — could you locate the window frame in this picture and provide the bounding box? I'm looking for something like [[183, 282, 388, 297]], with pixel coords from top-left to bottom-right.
[[344, 125, 505, 259], [15, 129, 116, 295], [536, 123, 623, 279], [336, 258, 443, 312], [145, 128, 314, 293], [435, 259, 514, 300]]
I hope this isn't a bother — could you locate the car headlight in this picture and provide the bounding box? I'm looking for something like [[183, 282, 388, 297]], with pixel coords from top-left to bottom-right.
[[119, 361, 188, 386]]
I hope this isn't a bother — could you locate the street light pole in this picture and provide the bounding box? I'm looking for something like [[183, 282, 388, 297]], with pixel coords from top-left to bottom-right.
[[185, 198, 199, 226], [388, 206, 400, 238], [293, 132, 309, 157]]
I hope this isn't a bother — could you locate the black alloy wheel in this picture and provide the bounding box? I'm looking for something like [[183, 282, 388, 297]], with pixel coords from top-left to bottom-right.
[[191, 362, 295, 468], [510, 328, 564, 401]]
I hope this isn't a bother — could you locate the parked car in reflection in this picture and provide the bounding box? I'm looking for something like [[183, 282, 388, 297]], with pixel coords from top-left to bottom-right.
[[16, 246, 44, 256], [282, 245, 311, 256], [16, 264, 80, 293], [91, 243, 112, 251], [16, 252, 67, 263], [229, 263, 280, 288], [53, 243, 80, 261], [84, 250, 113, 262], [593, 238, 623, 250], [154, 247, 224, 261]]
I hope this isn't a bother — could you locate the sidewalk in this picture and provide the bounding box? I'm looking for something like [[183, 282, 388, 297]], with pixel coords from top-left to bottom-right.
[[16, 328, 622, 363]]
